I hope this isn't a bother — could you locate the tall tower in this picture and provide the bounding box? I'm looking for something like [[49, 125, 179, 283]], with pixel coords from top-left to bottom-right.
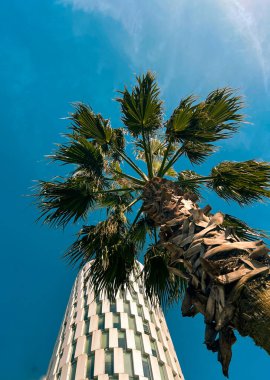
[[46, 261, 184, 380]]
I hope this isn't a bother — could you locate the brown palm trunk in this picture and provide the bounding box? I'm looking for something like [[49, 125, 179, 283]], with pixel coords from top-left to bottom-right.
[[142, 177, 270, 377]]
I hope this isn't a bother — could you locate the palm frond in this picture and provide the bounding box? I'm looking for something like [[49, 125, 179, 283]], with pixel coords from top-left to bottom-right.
[[223, 214, 269, 241], [129, 216, 155, 250], [116, 71, 163, 136], [181, 141, 217, 164], [49, 137, 104, 175], [35, 176, 100, 227], [70, 103, 113, 144], [143, 245, 187, 308], [208, 160, 270, 204], [166, 88, 244, 145], [177, 170, 203, 198]]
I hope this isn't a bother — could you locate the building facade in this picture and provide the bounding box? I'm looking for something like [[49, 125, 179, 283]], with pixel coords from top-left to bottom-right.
[[46, 261, 184, 380]]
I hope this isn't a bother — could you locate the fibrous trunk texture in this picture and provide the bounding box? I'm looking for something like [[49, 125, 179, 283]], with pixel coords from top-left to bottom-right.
[[142, 177, 270, 377]]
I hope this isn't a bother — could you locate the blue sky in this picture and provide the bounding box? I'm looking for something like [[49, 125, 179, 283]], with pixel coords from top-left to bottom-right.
[[1, 1, 270, 379]]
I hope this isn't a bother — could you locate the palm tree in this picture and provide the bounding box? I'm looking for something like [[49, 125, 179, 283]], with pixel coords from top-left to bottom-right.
[[35, 72, 270, 377]]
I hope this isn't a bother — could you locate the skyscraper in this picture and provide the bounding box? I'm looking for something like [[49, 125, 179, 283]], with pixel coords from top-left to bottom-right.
[[46, 261, 184, 380]]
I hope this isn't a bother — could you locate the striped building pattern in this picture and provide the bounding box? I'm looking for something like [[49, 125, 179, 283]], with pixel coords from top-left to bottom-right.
[[46, 261, 184, 380]]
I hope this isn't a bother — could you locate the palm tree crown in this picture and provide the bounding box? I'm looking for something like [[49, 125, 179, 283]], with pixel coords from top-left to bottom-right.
[[35, 72, 270, 376]]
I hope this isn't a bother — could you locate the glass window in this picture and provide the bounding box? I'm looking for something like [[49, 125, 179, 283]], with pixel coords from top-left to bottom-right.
[[143, 322, 150, 335], [113, 314, 121, 328], [96, 302, 102, 315], [124, 301, 130, 314], [69, 360, 77, 380], [84, 319, 90, 335], [56, 370, 61, 380], [85, 334, 92, 354], [151, 340, 158, 358], [118, 331, 126, 349], [128, 316, 136, 331], [130, 290, 137, 302], [98, 315, 105, 330], [165, 349, 172, 368], [124, 352, 134, 376], [110, 302, 116, 313], [105, 351, 114, 376], [159, 364, 168, 380], [157, 329, 162, 343], [135, 333, 143, 351], [84, 306, 89, 320], [149, 311, 155, 324], [142, 356, 153, 380], [87, 353, 95, 379], [102, 331, 109, 349], [137, 305, 144, 319], [70, 341, 76, 362]]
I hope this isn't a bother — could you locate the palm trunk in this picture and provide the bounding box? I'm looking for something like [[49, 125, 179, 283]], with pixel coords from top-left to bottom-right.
[[142, 177, 270, 377]]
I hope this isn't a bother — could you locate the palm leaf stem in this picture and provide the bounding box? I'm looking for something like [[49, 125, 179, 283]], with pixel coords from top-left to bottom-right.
[[157, 139, 173, 176], [161, 147, 184, 176], [97, 188, 137, 194], [114, 148, 148, 181], [130, 204, 144, 229], [123, 196, 142, 212], [112, 169, 145, 186], [142, 129, 154, 178]]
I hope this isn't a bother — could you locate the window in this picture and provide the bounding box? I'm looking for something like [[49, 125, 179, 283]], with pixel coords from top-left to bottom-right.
[[142, 356, 153, 380], [151, 340, 158, 358], [118, 331, 126, 349], [130, 290, 137, 302], [124, 301, 130, 314], [143, 322, 150, 335], [137, 305, 144, 319], [85, 334, 92, 354], [96, 302, 102, 315], [165, 349, 172, 368], [159, 364, 168, 380], [157, 329, 162, 343], [84, 306, 89, 320], [87, 353, 95, 379], [149, 311, 155, 324], [105, 351, 114, 376], [128, 316, 136, 331], [98, 315, 105, 330], [135, 333, 143, 351], [110, 302, 116, 313], [113, 314, 121, 329], [56, 370, 61, 380], [69, 360, 77, 380], [84, 319, 90, 335], [70, 341, 76, 362], [102, 331, 109, 349], [124, 352, 134, 376]]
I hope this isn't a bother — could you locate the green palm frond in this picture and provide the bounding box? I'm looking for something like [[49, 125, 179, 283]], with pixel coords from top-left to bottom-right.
[[177, 170, 203, 198], [129, 216, 155, 250], [116, 71, 163, 137], [208, 160, 270, 204], [181, 141, 217, 164], [49, 137, 104, 175], [36, 176, 101, 227], [70, 213, 138, 299], [223, 214, 269, 241], [70, 103, 113, 144], [166, 88, 244, 145], [143, 245, 187, 308]]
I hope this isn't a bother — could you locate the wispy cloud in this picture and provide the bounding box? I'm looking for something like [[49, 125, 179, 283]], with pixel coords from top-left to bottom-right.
[[58, 0, 270, 96], [221, 0, 270, 93]]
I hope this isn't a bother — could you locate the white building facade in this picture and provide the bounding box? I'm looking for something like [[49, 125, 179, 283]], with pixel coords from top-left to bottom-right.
[[46, 261, 184, 380]]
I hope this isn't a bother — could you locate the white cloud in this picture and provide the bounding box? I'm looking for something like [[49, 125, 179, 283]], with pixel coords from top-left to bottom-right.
[[221, 0, 270, 93], [58, 0, 270, 97]]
